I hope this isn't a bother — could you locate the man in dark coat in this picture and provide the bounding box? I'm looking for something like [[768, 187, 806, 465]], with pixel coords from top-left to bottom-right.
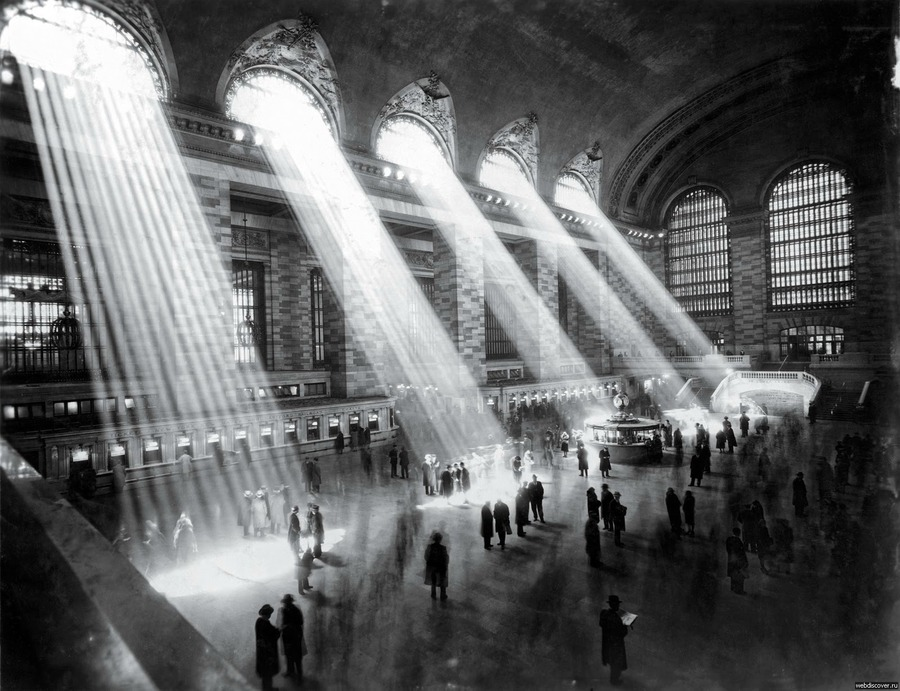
[[598, 594, 629, 685], [514, 485, 530, 536], [528, 474, 545, 523], [739, 412, 750, 438], [277, 594, 306, 679], [287, 505, 301, 555], [665, 487, 682, 538], [389, 444, 399, 477], [424, 532, 449, 600], [334, 429, 345, 454], [611, 491, 627, 547], [577, 444, 589, 477], [255, 604, 280, 690], [725, 527, 749, 594], [690, 452, 705, 487], [399, 446, 410, 479], [440, 465, 454, 500], [585, 516, 602, 567], [599, 447, 612, 478], [493, 498, 511, 550], [480, 501, 494, 549], [600, 484, 613, 530], [307, 504, 325, 558], [682, 490, 695, 536], [793, 472, 809, 517]]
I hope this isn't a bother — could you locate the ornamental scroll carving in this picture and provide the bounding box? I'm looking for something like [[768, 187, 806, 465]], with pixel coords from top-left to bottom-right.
[[375, 76, 457, 166], [223, 15, 343, 135], [560, 149, 602, 199], [232, 228, 269, 251], [404, 250, 434, 270], [487, 113, 540, 184], [2, 195, 56, 229]]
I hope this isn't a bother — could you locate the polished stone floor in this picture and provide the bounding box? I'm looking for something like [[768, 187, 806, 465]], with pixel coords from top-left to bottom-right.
[[97, 415, 898, 691]]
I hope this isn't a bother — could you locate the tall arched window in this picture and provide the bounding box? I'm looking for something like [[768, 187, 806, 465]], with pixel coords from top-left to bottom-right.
[[374, 114, 449, 170], [225, 68, 334, 137], [0, 0, 166, 98], [664, 187, 732, 315], [766, 162, 855, 310], [555, 172, 597, 216], [310, 269, 325, 366], [479, 149, 532, 197]]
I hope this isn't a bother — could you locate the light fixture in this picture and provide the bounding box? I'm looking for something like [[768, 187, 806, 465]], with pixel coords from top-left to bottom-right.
[[382, 166, 392, 177], [234, 128, 245, 142], [236, 214, 261, 348], [50, 267, 82, 351]]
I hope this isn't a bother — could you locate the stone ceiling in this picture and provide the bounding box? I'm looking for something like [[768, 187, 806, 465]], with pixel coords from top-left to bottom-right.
[[153, 0, 894, 217]]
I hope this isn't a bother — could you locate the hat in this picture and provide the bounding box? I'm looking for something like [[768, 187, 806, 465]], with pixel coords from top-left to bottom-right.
[[796, 472, 804, 478], [601, 483, 609, 489], [256, 490, 264, 498], [281, 593, 294, 604], [258, 604, 274, 616], [613, 491, 621, 497], [291, 505, 299, 514], [243, 490, 253, 498], [311, 504, 320, 510], [608, 595, 621, 605]]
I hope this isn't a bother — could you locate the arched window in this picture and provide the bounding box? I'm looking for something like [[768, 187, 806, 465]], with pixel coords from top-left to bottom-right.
[[374, 114, 449, 170], [479, 149, 532, 197], [664, 187, 732, 315], [225, 68, 334, 137], [779, 325, 844, 358], [0, 1, 165, 98], [555, 172, 597, 216], [766, 162, 855, 310]]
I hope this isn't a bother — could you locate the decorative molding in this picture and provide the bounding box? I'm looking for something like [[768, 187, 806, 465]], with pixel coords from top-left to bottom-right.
[[2, 194, 55, 228], [609, 60, 796, 217], [403, 250, 434, 269], [222, 15, 343, 136], [232, 228, 269, 251], [560, 149, 602, 201], [101, 0, 170, 97], [375, 78, 457, 166], [487, 113, 540, 184]]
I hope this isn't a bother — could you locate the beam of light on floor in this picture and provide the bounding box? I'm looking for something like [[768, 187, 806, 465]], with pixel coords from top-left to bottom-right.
[[226, 77, 506, 461]]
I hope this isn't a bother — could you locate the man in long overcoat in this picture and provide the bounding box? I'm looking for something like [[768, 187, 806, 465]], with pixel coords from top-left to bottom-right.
[[690, 452, 705, 487], [493, 499, 511, 550], [598, 594, 629, 685], [276, 594, 306, 680], [600, 484, 613, 530], [480, 501, 494, 549], [255, 604, 280, 690], [665, 488, 682, 538], [793, 472, 809, 517], [577, 443, 589, 477]]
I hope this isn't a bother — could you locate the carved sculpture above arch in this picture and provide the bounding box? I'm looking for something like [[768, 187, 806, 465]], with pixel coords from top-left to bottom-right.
[[558, 142, 603, 206], [484, 112, 540, 187], [372, 72, 458, 169], [217, 14, 344, 137]]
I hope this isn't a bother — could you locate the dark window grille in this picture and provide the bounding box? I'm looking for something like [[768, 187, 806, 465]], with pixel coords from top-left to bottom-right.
[[409, 276, 435, 361], [779, 326, 844, 358], [485, 283, 517, 360], [1, 238, 105, 380], [232, 260, 265, 365], [664, 187, 732, 316], [310, 269, 325, 366], [766, 162, 855, 311]]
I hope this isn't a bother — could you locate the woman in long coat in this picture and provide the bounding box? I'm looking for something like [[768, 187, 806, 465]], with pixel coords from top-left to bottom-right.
[[255, 604, 280, 689]]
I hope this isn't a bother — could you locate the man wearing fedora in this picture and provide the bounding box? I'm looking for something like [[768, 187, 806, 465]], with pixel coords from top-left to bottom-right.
[[276, 593, 307, 680], [598, 594, 629, 685], [255, 604, 280, 690]]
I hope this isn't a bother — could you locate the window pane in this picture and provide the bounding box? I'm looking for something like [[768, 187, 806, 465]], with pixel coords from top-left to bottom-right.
[[480, 149, 531, 196], [375, 115, 448, 170], [555, 172, 596, 215]]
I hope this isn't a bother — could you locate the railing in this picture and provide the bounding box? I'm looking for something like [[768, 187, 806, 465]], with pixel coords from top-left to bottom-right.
[[709, 369, 820, 412]]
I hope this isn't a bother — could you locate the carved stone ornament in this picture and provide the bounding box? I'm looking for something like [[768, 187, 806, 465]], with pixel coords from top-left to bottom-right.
[[404, 250, 434, 269], [2, 194, 56, 229], [232, 228, 269, 251], [561, 150, 602, 194], [487, 113, 540, 183], [375, 77, 457, 165], [223, 15, 343, 135]]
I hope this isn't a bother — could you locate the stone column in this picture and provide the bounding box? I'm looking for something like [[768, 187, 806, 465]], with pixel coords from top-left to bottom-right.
[[727, 210, 768, 357]]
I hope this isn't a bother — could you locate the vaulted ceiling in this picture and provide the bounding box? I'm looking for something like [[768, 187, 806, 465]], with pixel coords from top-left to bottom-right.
[[152, 0, 895, 223]]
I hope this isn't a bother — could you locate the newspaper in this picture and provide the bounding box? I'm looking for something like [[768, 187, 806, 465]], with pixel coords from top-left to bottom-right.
[[618, 609, 637, 626]]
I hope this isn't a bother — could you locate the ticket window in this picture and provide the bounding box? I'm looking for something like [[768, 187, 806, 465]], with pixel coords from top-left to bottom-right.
[[260, 424, 274, 447], [367, 411, 379, 432], [327, 416, 341, 438], [234, 427, 249, 453], [206, 430, 222, 465], [176, 433, 193, 459], [284, 420, 298, 444], [109, 441, 129, 469], [348, 413, 361, 435], [141, 436, 162, 465], [306, 417, 320, 442], [71, 445, 92, 470]]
